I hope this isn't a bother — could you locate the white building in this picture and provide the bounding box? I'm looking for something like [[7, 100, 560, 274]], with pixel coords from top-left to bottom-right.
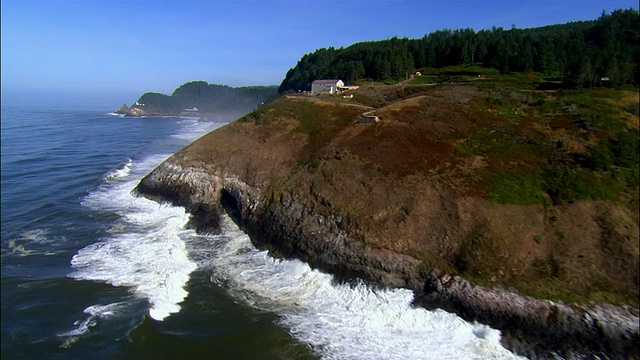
[[311, 79, 345, 95]]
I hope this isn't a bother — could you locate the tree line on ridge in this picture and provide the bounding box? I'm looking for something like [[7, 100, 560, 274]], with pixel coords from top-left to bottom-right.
[[278, 9, 639, 93]]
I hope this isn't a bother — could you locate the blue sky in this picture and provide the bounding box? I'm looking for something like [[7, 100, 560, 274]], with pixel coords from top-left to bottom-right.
[[1, 0, 638, 108]]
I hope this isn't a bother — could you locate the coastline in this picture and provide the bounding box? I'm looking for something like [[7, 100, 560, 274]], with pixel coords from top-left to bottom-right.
[[132, 85, 639, 358], [135, 158, 639, 359]]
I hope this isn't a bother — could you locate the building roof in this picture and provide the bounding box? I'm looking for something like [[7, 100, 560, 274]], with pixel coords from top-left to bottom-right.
[[312, 79, 342, 84]]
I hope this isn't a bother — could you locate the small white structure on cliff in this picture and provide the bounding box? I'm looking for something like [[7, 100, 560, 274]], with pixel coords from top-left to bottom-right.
[[311, 79, 344, 95]]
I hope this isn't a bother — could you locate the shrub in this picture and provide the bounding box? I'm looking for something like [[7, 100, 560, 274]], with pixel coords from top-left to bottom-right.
[[542, 164, 579, 204], [587, 141, 614, 171], [611, 130, 639, 168], [623, 102, 639, 117], [573, 171, 621, 201], [486, 172, 545, 205]]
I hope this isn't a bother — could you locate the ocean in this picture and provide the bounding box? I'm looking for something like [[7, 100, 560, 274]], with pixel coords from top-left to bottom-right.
[[1, 105, 523, 360]]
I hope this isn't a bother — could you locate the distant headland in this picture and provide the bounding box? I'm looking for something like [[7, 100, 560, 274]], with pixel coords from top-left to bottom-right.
[[116, 81, 278, 119]]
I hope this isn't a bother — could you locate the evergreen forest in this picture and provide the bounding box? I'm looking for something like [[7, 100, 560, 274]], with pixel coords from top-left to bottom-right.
[[278, 9, 639, 93], [137, 81, 278, 114]]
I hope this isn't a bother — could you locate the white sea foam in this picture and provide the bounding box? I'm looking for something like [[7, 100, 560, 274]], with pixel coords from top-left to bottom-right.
[[83, 301, 128, 319], [71, 156, 197, 321], [68, 117, 221, 323], [102, 158, 133, 181], [58, 301, 129, 348], [3, 229, 64, 257], [190, 215, 524, 360], [58, 316, 96, 348], [20, 228, 52, 243], [171, 119, 224, 140]]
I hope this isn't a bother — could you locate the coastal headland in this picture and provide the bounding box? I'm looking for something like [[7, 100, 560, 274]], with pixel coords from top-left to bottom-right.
[[135, 76, 639, 358], [116, 81, 278, 120]]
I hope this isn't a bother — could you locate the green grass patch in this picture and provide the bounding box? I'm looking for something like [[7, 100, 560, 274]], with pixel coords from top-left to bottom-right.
[[476, 72, 541, 91], [308, 158, 322, 173], [623, 102, 639, 117], [420, 65, 500, 77], [456, 128, 518, 157], [285, 100, 361, 156], [409, 76, 445, 84], [240, 98, 361, 159], [389, 85, 437, 101], [293, 104, 325, 134], [511, 277, 637, 307], [238, 107, 272, 125], [558, 90, 627, 133], [483, 171, 546, 205], [611, 166, 640, 190], [543, 165, 623, 204], [489, 105, 522, 121], [537, 98, 561, 114], [573, 171, 623, 201], [560, 92, 600, 107], [414, 250, 459, 275], [502, 72, 544, 86]]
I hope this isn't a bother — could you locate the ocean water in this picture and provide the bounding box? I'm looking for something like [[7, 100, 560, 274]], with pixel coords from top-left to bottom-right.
[[1, 105, 523, 359]]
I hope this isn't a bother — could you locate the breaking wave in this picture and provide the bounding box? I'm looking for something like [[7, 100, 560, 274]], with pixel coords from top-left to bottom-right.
[[68, 118, 222, 326], [102, 158, 133, 181], [70, 156, 196, 321], [189, 215, 522, 360]]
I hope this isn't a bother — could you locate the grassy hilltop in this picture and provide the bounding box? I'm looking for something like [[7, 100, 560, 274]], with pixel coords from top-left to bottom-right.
[[196, 70, 638, 307]]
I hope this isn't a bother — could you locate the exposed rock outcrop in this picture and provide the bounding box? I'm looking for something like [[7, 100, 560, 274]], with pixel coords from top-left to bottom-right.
[[116, 104, 128, 114], [136, 158, 638, 359], [135, 92, 639, 359], [124, 106, 148, 117]]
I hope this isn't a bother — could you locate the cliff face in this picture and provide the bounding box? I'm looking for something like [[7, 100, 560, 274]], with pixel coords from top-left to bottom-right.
[[136, 87, 639, 358]]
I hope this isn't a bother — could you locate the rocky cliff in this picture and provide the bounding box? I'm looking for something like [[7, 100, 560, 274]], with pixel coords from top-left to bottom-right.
[[135, 83, 639, 359]]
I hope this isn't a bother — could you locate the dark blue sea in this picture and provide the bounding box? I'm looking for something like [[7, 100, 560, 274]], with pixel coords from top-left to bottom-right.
[[1, 105, 521, 360]]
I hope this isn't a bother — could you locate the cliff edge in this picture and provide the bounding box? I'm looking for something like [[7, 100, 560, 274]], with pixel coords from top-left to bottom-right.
[[136, 80, 639, 358]]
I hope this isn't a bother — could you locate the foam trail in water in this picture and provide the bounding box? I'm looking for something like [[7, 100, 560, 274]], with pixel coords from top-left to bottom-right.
[[57, 301, 129, 348], [70, 156, 197, 321], [2, 229, 64, 257], [102, 158, 133, 181], [171, 119, 226, 140], [191, 215, 524, 360]]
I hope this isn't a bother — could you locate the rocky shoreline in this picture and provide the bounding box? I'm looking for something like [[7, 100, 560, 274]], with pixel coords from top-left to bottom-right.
[[115, 104, 203, 118], [135, 160, 639, 359]]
